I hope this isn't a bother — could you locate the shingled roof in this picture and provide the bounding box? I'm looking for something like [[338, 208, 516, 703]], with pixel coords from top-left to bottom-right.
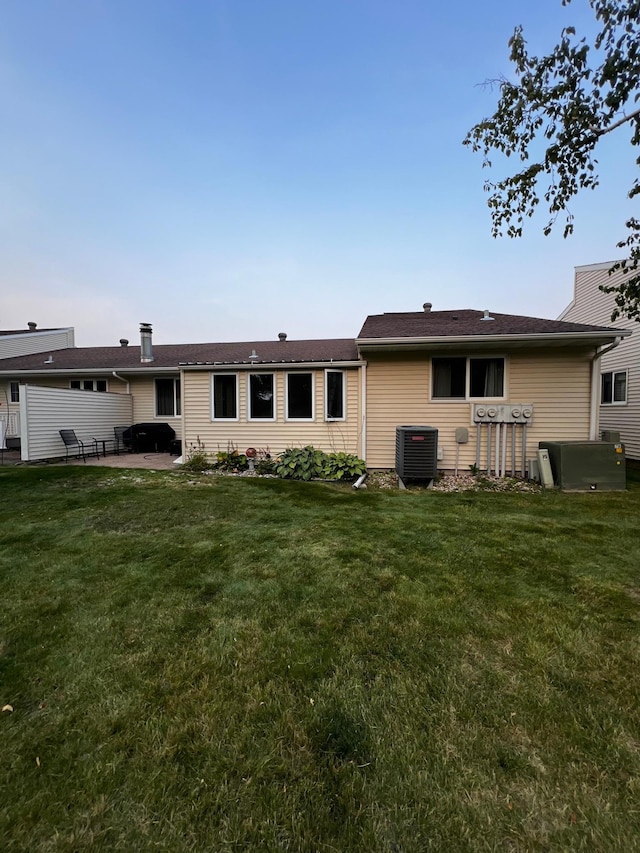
[[357, 309, 625, 341], [0, 338, 360, 373]]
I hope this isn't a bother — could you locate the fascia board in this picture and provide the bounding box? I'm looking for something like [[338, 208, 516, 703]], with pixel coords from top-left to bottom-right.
[[355, 331, 631, 350], [179, 360, 363, 371], [0, 366, 180, 377]]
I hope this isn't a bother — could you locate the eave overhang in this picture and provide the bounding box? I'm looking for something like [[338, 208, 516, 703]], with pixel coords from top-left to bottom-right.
[[355, 330, 631, 353], [0, 366, 180, 377], [179, 359, 363, 371]]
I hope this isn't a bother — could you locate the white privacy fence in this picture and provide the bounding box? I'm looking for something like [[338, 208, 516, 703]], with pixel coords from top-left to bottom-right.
[[19, 385, 133, 461]]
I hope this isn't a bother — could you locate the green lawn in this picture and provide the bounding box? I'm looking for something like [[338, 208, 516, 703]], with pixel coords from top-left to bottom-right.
[[1, 465, 639, 852]]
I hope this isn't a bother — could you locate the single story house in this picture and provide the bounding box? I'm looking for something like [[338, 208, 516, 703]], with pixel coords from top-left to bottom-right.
[[0, 307, 629, 472], [559, 261, 639, 460]]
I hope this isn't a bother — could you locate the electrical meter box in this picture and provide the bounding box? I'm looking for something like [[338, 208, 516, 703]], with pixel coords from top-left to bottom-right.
[[538, 441, 626, 491]]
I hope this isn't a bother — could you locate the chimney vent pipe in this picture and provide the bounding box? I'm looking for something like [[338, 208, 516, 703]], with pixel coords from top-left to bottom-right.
[[278, 332, 287, 341], [423, 303, 432, 313], [28, 321, 37, 331], [140, 323, 154, 362], [120, 338, 129, 347]]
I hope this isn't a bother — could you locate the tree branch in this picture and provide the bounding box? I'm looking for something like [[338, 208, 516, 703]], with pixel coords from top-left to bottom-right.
[[590, 105, 640, 137]]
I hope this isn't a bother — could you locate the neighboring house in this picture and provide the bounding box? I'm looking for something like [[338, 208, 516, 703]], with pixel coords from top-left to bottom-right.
[[0, 323, 75, 443], [559, 261, 639, 459], [0, 310, 628, 470]]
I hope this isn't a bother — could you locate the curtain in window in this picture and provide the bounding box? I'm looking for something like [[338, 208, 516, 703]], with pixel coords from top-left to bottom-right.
[[433, 361, 452, 397], [483, 360, 504, 396]]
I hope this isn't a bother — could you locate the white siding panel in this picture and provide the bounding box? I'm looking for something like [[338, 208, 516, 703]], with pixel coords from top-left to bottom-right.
[[0, 329, 75, 360], [21, 385, 133, 461], [561, 265, 640, 458]]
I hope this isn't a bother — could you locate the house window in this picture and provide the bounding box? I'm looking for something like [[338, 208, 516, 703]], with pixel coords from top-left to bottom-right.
[[601, 370, 627, 405], [469, 358, 504, 397], [325, 370, 345, 420], [432, 357, 505, 399], [9, 381, 20, 403], [212, 374, 238, 420], [249, 373, 275, 420], [70, 379, 108, 392], [286, 372, 313, 420], [155, 377, 181, 417]]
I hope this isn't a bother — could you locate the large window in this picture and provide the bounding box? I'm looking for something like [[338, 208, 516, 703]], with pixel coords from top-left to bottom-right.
[[432, 357, 504, 399], [249, 373, 275, 420], [155, 377, 181, 417], [601, 370, 627, 405], [325, 370, 345, 420], [70, 379, 108, 392], [212, 374, 238, 419], [286, 372, 313, 420]]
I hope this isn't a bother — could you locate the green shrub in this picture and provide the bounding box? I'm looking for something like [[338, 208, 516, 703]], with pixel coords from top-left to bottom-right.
[[275, 446, 326, 480], [214, 450, 249, 472], [320, 452, 367, 481], [276, 446, 366, 482], [182, 437, 213, 473]]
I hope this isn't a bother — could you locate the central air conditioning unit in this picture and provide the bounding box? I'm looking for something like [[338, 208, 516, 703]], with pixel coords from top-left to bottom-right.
[[396, 426, 438, 484]]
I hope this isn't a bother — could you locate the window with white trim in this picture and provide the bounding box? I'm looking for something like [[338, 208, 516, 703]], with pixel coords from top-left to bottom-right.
[[155, 377, 181, 417], [9, 381, 20, 403], [70, 379, 108, 392], [212, 373, 238, 420], [432, 357, 505, 399], [325, 370, 345, 420], [286, 372, 313, 420], [249, 373, 275, 420], [601, 370, 627, 405]]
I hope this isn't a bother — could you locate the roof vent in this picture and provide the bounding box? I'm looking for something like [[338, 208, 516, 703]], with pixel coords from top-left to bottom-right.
[[481, 309, 495, 321], [278, 332, 287, 342], [140, 323, 154, 363], [119, 338, 129, 347], [249, 349, 259, 360], [44, 354, 54, 364], [28, 321, 37, 332], [423, 303, 432, 313]]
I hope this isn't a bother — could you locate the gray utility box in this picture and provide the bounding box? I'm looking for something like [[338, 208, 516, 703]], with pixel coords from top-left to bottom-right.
[[538, 441, 626, 491], [396, 426, 438, 481]]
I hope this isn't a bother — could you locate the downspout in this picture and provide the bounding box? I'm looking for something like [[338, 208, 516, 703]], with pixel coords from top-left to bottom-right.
[[111, 371, 130, 394], [589, 337, 622, 440], [360, 362, 367, 462]]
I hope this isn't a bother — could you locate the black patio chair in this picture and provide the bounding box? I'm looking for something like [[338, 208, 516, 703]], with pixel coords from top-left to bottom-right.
[[59, 429, 98, 463], [114, 425, 132, 455]]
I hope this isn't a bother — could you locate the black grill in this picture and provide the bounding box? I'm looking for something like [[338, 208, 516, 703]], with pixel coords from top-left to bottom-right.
[[123, 423, 176, 453]]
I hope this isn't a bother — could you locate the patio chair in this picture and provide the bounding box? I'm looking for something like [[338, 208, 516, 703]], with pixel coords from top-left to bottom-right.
[[114, 425, 132, 455], [59, 429, 98, 463]]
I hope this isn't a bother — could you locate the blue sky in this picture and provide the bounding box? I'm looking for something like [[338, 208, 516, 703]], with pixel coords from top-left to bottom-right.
[[1, 0, 636, 346]]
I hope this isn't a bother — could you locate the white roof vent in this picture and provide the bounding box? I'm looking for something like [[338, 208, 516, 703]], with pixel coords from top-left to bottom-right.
[[44, 354, 54, 364], [249, 350, 259, 360], [481, 309, 495, 321]]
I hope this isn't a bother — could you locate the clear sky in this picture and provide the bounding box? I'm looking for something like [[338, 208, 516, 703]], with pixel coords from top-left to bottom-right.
[[1, 0, 636, 346]]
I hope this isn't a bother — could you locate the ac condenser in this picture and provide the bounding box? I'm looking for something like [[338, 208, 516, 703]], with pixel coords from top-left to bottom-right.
[[395, 426, 439, 483]]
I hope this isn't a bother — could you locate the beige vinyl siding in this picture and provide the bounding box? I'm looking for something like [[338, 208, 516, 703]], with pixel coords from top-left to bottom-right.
[[182, 368, 361, 458], [0, 329, 74, 360], [126, 376, 182, 439], [20, 385, 133, 461], [561, 264, 639, 458], [365, 350, 593, 470]]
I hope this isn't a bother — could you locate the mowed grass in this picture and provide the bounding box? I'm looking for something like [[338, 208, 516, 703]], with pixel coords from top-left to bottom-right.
[[1, 465, 640, 852]]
